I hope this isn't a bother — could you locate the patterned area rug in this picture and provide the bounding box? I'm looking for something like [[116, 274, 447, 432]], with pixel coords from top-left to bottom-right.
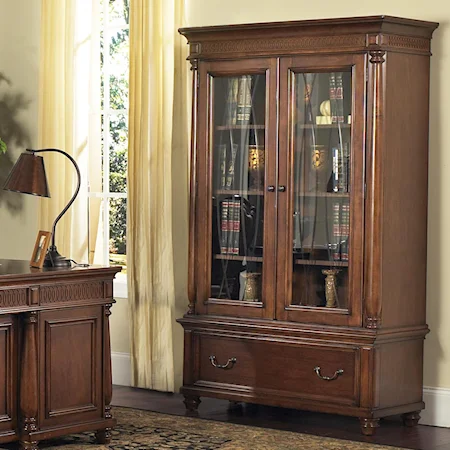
[[1, 407, 410, 450]]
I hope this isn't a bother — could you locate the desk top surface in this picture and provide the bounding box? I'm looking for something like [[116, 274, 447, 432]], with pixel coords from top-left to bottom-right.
[[0, 259, 121, 281]]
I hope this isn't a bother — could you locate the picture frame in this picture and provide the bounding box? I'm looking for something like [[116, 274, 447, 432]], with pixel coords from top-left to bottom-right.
[[30, 230, 52, 269]]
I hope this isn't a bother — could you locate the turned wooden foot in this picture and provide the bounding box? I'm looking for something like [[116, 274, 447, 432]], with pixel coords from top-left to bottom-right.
[[359, 418, 380, 436], [95, 428, 112, 444], [183, 395, 201, 412], [402, 411, 421, 427], [20, 440, 39, 450]]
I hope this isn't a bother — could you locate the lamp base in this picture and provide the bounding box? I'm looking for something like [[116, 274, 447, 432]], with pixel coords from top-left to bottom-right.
[[43, 247, 72, 269]]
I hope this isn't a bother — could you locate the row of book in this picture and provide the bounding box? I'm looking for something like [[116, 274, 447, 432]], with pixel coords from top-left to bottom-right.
[[332, 202, 350, 261], [226, 75, 252, 126], [329, 72, 345, 124], [219, 197, 257, 256], [220, 199, 241, 255]]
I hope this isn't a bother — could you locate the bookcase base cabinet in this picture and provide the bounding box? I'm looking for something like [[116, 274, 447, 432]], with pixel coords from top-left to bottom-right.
[[179, 317, 427, 436]]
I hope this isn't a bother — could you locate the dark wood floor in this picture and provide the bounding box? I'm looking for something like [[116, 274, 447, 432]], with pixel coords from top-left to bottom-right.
[[112, 386, 450, 450]]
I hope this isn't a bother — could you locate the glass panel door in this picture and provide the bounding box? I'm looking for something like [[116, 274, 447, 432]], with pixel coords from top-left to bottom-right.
[[292, 71, 351, 310], [277, 55, 365, 326], [211, 74, 266, 302], [195, 59, 277, 318]]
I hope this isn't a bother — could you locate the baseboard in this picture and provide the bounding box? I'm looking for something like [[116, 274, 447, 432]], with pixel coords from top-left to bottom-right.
[[421, 386, 450, 427], [111, 352, 131, 386]]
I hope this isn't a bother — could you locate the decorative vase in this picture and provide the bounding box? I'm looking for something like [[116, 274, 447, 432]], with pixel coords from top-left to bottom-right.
[[322, 268, 340, 308], [242, 271, 261, 302], [311, 144, 328, 190]]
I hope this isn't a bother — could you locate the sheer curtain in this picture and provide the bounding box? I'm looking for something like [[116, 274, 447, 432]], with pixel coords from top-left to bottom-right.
[[38, 0, 101, 262], [128, 0, 189, 391]]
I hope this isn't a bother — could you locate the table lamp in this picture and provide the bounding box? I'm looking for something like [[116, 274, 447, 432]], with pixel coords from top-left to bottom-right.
[[3, 148, 81, 268]]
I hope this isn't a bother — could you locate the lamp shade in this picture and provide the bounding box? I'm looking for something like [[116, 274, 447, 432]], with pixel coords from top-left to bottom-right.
[[3, 152, 50, 197]]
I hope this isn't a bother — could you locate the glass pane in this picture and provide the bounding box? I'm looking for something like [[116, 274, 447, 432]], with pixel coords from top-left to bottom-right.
[[109, 28, 129, 110], [109, 197, 127, 262], [108, 0, 129, 27], [109, 114, 128, 192], [291, 71, 351, 310], [210, 74, 266, 302]]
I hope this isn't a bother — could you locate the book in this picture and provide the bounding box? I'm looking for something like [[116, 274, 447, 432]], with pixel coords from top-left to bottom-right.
[[329, 73, 337, 123], [231, 198, 241, 255], [303, 73, 318, 124], [225, 143, 239, 190], [236, 75, 252, 124], [226, 78, 239, 125], [341, 203, 350, 261], [220, 200, 230, 254], [218, 143, 227, 189], [335, 72, 345, 123], [332, 202, 341, 260]]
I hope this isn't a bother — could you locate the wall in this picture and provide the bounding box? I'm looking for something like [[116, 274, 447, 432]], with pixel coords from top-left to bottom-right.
[[0, 0, 41, 258], [185, 0, 450, 410]]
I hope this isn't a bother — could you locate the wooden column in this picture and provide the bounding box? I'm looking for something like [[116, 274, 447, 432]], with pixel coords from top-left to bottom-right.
[[95, 303, 113, 444], [19, 311, 38, 450]]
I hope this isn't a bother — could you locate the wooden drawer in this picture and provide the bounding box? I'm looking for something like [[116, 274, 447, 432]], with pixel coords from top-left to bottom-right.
[[197, 334, 360, 405]]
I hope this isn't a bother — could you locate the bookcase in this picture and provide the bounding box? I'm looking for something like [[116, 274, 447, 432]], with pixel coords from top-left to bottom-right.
[[177, 16, 438, 435]]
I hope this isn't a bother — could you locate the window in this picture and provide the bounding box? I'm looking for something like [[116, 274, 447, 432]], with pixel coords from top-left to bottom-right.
[[89, 0, 129, 293]]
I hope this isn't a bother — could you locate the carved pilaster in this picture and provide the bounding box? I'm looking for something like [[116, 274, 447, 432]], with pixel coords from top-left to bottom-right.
[[187, 57, 199, 317], [364, 46, 386, 330], [20, 311, 38, 448], [104, 304, 113, 420], [96, 303, 113, 444]]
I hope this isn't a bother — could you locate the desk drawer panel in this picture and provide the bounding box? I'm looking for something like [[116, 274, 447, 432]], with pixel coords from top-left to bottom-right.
[[198, 334, 359, 404]]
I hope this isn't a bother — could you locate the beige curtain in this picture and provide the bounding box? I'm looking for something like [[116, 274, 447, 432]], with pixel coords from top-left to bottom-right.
[[38, 0, 101, 262], [128, 0, 189, 391]]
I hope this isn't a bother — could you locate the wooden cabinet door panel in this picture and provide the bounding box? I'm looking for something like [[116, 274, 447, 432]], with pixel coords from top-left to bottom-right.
[[38, 306, 103, 429], [276, 53, 366, 326], [0, 315, 17, 438], [195, 58, 278, 319]]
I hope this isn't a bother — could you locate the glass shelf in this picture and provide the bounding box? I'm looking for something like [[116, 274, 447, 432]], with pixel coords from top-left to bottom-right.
[[215, 189, 264, 196], [216, 124, 265, 130], [214, 254, 263, 262], [297, 191, 349, 198], [294, 259, 348, 267]]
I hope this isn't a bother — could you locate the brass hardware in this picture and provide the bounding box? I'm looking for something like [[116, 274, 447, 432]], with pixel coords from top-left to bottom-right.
[[209, 355, 237, 370], [314, 366, 344, 381], [267, 185, 275, 192], [278, 185, 286, 192]]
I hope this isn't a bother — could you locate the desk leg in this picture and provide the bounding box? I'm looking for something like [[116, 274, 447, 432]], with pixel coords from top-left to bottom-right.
[[96, 303, 113, 444], [20, 311, 39, 450]]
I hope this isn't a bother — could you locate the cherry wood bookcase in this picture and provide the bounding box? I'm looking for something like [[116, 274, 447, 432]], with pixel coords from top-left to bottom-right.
[[177, 16, 438, 435], [0, 260, 121, 449]]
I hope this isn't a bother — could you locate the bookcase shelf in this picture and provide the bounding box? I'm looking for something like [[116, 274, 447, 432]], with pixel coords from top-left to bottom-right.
[[295, 259, 349, 267], [214, 254, 263, 262], [298, 191, 349, 198], [216, 125, 265, 130], [297, 124, 351, 130], [215, 189, 264, 196]]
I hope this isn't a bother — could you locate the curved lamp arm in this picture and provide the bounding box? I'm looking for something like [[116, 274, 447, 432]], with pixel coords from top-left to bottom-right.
[[29, 148, 81, 266]]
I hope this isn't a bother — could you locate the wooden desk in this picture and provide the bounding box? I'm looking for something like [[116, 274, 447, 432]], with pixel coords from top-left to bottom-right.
[[0, 260, 121, 449]]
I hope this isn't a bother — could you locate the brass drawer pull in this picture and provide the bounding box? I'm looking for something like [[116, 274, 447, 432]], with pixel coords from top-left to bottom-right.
[[314, 366, 344, 381], [209, 355, 237, 370]]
